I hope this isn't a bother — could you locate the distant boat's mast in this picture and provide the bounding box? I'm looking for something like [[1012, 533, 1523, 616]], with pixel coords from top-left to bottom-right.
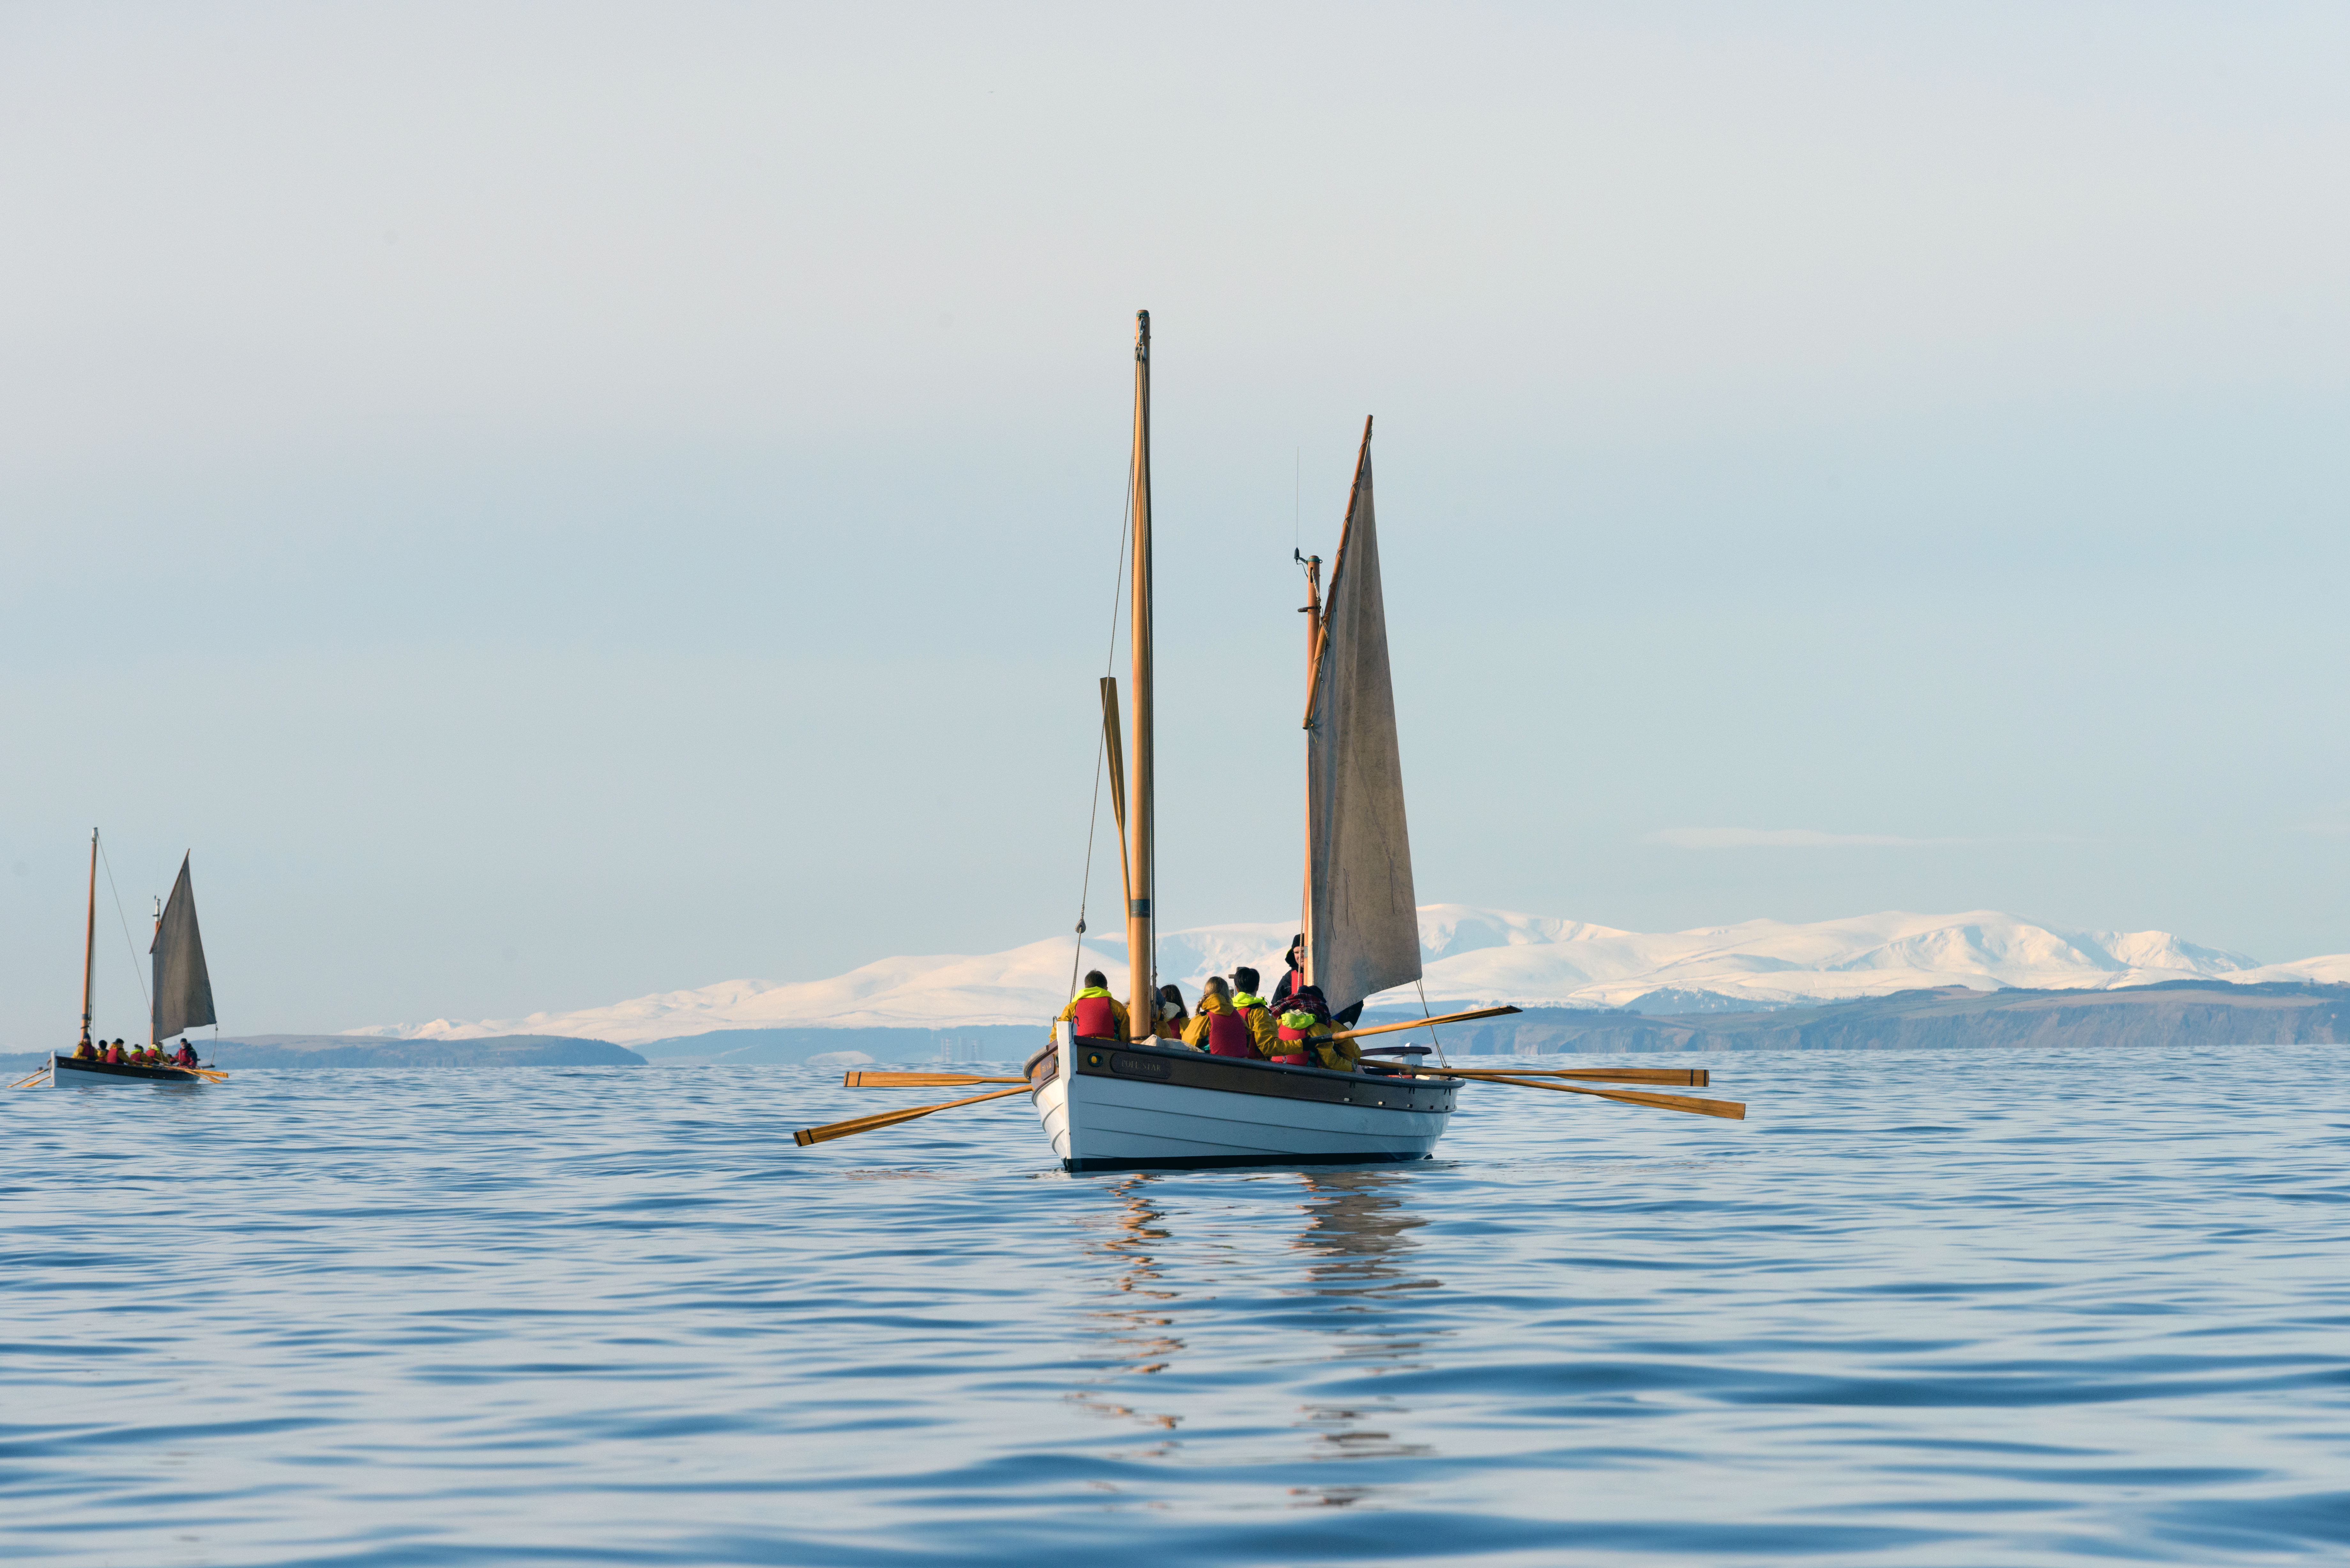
[[1126, 310, 1155, 1040], [79, 830, 97, 1051], [149, 894, 162, 1049]]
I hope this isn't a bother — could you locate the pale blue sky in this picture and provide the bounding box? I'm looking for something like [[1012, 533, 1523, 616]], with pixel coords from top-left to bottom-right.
[[4, 3, 2346, 1042]]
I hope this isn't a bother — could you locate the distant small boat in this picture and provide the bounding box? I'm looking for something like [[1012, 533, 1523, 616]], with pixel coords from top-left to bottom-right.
[[37, 833, 224, 1088]]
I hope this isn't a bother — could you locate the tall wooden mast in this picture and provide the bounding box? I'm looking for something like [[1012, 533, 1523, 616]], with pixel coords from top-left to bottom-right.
[[79, 830, 97, 1051], [1126, 310, 1155, 1041]]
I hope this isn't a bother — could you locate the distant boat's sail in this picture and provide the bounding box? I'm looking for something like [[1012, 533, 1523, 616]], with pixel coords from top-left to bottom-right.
[[150, 854, 216, 1042], [1305, 419, 1422, 1015]]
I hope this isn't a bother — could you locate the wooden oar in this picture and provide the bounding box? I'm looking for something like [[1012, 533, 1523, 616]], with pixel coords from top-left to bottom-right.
[[843, 1071, 1026, 1089], [1328, 1005, 1522, 1044], [1432, 1066, 1710, 1087], [8, 1065, 53, 1090], [793, 1083, 1030, 1147], [1450, 1069, 1746, 1120]]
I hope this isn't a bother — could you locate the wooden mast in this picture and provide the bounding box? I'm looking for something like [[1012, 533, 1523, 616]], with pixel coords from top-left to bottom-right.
[[79, 829, 97, 1052], [1126, 310, 1155, 1041], [1298, 557, 1321, 988]]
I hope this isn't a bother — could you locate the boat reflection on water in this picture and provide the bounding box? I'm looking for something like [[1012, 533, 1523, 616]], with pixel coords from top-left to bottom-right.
[[1067, 1177, 1184, 1447], [1287, 1171, 1441, 1503], [1069, 1170, 1442, 1497]]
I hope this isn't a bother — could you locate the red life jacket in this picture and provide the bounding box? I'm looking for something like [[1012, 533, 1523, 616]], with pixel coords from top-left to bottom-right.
[[1071, 993, 1120, 1040], [1205, 1009, 1253, 1057]]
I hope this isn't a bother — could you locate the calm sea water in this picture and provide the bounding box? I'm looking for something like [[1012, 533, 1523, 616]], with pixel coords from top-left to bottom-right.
[[5, 1046, 2347, 1566]]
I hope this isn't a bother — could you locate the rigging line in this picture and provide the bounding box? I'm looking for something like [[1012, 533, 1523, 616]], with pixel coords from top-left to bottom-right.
[[1415, 977, 1449, 1072], [96, 836, 150, 1013], [1104, 451, 1133, 677], [1068, 722, 1107, 1007]]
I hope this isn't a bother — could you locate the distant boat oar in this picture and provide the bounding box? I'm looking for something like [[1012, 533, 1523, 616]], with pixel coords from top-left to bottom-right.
[[792, 1083, 1031, 1146], [8, 1065, 53, 1090], [1449, 1068, 1746, 1120], [1327, 1005, 1521, 1043], [843, 1071, 1026, 1089]]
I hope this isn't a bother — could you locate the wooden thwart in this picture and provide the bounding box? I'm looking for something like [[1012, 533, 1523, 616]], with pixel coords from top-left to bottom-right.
[[794, 1083, 1030, 1146], [1451, 1068, 1745, 1120], [1328, 1005, 1522, 1043]]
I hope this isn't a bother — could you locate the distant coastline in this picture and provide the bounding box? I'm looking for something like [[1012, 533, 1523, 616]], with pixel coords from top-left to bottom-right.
[[11, 981, 2343, 1074]]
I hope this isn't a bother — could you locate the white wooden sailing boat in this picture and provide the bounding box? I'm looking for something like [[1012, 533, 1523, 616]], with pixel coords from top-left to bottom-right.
[[1027, 312, 1454, 1170], [39, 835, 224, 1087]]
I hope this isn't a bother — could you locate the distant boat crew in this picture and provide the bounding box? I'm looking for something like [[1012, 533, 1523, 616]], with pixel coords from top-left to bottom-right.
[[36, 833, 226, 1088]]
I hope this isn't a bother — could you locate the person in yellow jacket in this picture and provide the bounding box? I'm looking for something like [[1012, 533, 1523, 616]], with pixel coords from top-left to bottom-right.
[[1054, 970, 1132, 1041], [1182, 977, 1248, 1054], [1155, 984, 1189, 1041], [1275, 984, 1361, 1072], [1227, 968, 1282, 1059]]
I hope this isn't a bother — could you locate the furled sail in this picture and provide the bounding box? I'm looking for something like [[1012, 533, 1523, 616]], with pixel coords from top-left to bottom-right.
[[1305, 419, 1422, 1016], [150, 854, 216, 1042]]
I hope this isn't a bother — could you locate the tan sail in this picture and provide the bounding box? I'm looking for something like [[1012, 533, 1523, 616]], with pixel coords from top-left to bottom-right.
[[1303, 418, 1422, 1016], [150, 853, 216, 1044]]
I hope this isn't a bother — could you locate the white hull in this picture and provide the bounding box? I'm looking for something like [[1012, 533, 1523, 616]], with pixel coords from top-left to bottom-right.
[[1032, 1030, 1454, 1171]]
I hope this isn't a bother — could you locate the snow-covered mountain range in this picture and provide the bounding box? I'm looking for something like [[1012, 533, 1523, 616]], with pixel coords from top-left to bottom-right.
[[354, 906, 2350, 1047]]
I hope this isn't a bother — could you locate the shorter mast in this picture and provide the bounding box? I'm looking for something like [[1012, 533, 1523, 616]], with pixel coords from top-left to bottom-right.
[[79, 830, 97, 1051], [149, 895, 163, 1049], [1298, 556, 1322, 983]]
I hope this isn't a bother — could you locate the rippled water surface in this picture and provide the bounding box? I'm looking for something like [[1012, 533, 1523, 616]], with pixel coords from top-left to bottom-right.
[[6, 1046, 2348, 1565]]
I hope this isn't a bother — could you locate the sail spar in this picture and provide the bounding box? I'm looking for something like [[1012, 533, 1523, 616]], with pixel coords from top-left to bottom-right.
[[1305, 419, 1423, 1016], [150, 854, 216, 1043]]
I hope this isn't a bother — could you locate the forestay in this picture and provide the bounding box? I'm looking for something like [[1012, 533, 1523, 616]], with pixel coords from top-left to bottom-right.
[[1305, 420, 1423, 1015], [151, 853, 216, 1041]]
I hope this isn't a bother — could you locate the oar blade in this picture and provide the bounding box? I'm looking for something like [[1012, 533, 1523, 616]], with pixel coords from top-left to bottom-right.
[[1450, 1067, 1710, 1087], [843, 1071, 1022, 1089], [1468, 1070, 1747, 1120], [793, 1083, 1029, 1147]]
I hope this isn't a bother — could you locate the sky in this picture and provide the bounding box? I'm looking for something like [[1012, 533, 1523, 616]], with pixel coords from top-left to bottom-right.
[[4, 3, 2346, 1044]]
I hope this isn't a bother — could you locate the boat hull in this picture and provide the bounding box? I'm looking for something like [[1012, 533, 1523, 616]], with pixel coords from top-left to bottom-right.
[[51, 1053, 211, 1085], [1031, 1035, 1455, 1172]]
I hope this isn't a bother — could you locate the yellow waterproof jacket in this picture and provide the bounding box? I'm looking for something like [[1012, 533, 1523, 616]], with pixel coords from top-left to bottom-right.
[[1179, 993, 1234, 1051], [1277, 1011, 1361, 1072], [1054, 988, 1132, 1041], [1228, 993, 1281, 1058]]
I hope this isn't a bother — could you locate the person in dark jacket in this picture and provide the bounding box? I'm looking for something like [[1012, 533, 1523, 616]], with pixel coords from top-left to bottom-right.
[[1270, 935, 1307, 1009]]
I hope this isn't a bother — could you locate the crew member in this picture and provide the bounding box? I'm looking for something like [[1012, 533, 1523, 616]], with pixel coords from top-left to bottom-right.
[[1277, 985, 1361, 1072], [1182, 976, 1254, 1056], [1155, 984, 1189, 1041], [173, 1041, 200, 1067], [1054, 970, 1131, 1041], [104, 1040, 124, 1064], [1270, 934, 1308, 1009], [74, 1038, 98, 1060], [1228, 969, 1280, 1059]]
